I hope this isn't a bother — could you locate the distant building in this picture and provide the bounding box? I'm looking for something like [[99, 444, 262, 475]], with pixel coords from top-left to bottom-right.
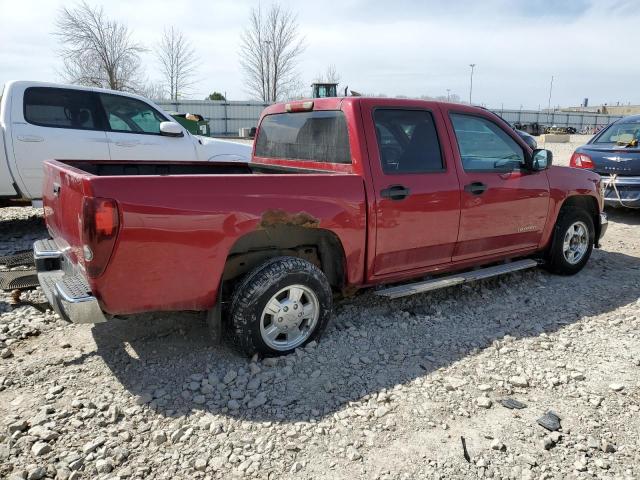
[[560, 104, 640, 116], [600, 105, 640, 116]]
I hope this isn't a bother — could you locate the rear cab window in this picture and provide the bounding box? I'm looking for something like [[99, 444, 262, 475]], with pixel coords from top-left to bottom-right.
[[255, 111, 351, 165], [23, 87, 100, 130]]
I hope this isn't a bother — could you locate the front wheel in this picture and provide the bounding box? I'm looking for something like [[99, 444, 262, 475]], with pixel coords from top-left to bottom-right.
[[228, 256, 333, 356], [545, 206, 594, 275]]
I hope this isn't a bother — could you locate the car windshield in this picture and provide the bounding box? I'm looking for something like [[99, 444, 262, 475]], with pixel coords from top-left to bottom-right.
[[595, 119, 640, 144]]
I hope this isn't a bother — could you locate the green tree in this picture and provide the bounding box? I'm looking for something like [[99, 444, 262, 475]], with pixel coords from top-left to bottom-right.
[[206, 92, 226, 101]]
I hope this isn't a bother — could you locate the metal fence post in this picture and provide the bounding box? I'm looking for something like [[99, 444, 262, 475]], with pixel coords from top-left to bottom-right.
[[224, 102, 229, 136]]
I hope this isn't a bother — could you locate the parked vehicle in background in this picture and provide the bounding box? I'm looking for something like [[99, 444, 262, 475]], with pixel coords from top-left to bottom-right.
[[169, 112, 211, 136], [513, 122, 545, 137], [515, 129, 537, 150], [490, 112, 538, 149], [547, 126, 577, 135], [570, 114, 640, 208], [0, 81, 251, 204], [34, 97, 606, 356]]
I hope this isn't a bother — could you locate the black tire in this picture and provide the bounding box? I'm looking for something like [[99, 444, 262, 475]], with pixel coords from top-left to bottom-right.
[[227, 256, 333, 356], [545, 206, 595, 275]]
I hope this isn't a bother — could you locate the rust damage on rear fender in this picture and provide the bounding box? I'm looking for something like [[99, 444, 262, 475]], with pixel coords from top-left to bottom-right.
[[260, 209, 320, 229]]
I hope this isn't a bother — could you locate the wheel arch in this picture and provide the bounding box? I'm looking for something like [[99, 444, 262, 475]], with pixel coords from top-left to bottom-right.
[[221, 225, 348, 290], [559, 195, 600, 242]]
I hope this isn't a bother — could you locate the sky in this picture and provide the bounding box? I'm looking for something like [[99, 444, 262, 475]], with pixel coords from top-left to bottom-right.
[[1, 0, 639, 109]]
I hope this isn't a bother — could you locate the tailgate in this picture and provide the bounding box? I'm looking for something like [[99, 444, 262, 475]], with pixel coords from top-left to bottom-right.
[[42, 160, 91, 267]]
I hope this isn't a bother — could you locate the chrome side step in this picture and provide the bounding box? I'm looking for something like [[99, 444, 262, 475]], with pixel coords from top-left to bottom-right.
[[375, 259, 540, 299]]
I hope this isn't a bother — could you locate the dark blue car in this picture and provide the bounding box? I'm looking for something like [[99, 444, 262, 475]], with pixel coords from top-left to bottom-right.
[[571, 115, 640, 208]]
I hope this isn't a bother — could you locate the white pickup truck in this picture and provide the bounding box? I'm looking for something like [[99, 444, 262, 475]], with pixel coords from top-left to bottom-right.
[[0, 81, 251, 204]]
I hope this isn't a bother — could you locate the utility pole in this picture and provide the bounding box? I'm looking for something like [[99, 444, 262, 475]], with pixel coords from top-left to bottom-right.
[[469, 64, 476, 105], [446, 89, 451, 102]]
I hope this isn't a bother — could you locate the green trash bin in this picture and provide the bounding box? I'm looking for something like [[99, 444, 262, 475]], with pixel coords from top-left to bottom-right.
[[169, 112, 211, 136]]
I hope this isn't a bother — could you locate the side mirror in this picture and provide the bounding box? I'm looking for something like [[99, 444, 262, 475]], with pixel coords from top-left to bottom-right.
[[159, 121, 184, 137], [529, 149, 552, 171]]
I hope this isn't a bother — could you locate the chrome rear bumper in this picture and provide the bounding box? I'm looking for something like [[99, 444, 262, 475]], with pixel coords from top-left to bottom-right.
[[33, 239, 107, 324]]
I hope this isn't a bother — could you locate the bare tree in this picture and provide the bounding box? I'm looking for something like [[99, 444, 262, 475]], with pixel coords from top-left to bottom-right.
[[314, 64, 340, 85], [139, 82, 168, 101], [156, 27, 198, 101], [54, 1, 145, 91], [239, 4, 306, 102]]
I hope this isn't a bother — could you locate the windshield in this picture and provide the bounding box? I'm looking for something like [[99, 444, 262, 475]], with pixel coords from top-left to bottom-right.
[[595, 119, 640, 144]]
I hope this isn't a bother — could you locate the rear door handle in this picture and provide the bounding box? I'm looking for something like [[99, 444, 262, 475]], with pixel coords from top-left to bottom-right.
[[381, 185, 410, 200], [464, 182, 487, 195]]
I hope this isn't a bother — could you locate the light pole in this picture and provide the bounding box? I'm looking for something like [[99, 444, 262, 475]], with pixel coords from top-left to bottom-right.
[[469, 64, 476, 105], [546, 75, 554, 126], [446, 89, 451, 102]]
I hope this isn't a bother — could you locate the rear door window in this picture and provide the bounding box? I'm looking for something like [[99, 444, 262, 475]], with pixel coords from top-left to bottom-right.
[[255, 111, 351, 164], [373, 109, 444, 173], [24, 87, 100, 130]]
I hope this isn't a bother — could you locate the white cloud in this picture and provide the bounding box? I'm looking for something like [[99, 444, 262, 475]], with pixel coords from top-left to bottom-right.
[[1, 0, 638, 108]]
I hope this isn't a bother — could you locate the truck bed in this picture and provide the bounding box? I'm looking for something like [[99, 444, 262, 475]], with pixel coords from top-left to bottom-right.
[[41, 159, 367, 315], [63, 160, 333, 176]]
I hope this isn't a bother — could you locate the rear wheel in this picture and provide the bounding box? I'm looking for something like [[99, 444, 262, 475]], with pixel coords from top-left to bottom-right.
[[228, 256, 332, 356], [545, 206, 594, 275]]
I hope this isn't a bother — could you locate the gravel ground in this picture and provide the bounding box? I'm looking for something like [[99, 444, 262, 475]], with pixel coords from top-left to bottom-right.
[[1, 172, 639, 479]]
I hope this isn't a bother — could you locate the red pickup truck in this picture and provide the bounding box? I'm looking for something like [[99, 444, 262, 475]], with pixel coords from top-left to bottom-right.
[[34, 98, 607, 356]]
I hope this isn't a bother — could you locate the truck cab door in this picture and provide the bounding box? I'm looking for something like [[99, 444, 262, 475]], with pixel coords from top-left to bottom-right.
[[98, 93, 197, 161], [361, 101, 461, 277], [10, 86, 110, 199], [446, 110, 550, 261]]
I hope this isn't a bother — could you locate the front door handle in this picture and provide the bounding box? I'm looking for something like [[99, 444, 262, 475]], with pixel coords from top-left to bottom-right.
[[115, 141, 140, 147], [464, 182, 487, 195], [17, 134, 44, 142], [381, 185, 410, 200]]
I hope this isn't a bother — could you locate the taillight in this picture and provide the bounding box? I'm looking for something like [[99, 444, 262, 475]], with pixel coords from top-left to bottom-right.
[[570, 152, 595, 169], [81, 197, 119, 278]]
